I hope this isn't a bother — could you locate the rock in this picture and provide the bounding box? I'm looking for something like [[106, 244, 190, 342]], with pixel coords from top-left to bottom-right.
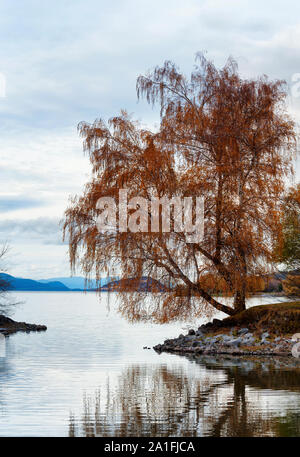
[[198, 324, 211, 334], [242, 333, 255, 345], [185, 335, 196, 341], [219, 334, 232, 343], [207, 336, 220, 344], [225, 337, 242, 347], [0, 314, 47, 335], [205, 322, 213, 329], [212, 318, 223, 327], [154, 322, 296, 357], [0, 315, 14, 325]]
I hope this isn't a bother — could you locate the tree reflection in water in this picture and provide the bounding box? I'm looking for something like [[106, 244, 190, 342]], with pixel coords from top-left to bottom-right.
[[69, 356, 300, 437]]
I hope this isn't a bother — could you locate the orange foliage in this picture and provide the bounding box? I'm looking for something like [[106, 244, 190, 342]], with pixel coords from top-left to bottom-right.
[[274, 183, 300, 268], [63, 54, 296, 322]]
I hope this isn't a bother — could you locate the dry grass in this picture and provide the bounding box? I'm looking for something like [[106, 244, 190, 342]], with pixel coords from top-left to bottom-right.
[[221, 301, 300, 335]]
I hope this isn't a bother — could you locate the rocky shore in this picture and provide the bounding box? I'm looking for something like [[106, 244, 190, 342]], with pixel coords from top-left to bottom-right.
[[154, 318, 298, 357], [0, 314, 47, 336]]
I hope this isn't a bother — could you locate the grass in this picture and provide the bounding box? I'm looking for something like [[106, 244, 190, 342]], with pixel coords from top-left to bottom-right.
[[221, 301, 300, 335]]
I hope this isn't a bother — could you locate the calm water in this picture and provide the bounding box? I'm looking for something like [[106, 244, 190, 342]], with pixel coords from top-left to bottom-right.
[[0, 292, 300, 437]]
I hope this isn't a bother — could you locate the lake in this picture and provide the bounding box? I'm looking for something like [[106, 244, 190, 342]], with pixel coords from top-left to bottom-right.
[[0, 292, 300, 437]]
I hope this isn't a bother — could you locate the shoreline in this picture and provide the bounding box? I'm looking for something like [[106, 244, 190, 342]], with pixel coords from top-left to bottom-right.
[[0, 314, 47, 336], [154, 301, 300, 358], [153, 327, 296, 357]]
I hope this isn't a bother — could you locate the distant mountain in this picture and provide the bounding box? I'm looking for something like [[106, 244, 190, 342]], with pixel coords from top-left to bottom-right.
[[100, 277, 168, 292], [39, 276, 92, 290], [0, 273, 70, 291], [0, 273, 164, 292], [39, 276, 119, 290]]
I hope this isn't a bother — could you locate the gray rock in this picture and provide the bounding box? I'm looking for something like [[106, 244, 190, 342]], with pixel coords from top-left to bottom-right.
[[238, 328, 249, 335], [207, 336, 219, 344], [225, 337, 242, 347], [192, 341, 200, 347], [185, 335, 196, 341], [220, 334, 232, 342], [242, 335, 255, 345], [261, 338, 269, 345], [188, 329, 195, 335]]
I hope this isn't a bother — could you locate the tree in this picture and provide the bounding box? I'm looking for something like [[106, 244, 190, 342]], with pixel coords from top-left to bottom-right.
[[282, 272, 300, 296], [274, 183, 300, 269], [63, 54, 296, 322], [273, 183, 300, 297]]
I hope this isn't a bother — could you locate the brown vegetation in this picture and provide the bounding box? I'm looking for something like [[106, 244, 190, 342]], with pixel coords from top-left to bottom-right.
[[64, 54, 296, 322], [222, 302, 300, 334], [283, 272, 300, 296]]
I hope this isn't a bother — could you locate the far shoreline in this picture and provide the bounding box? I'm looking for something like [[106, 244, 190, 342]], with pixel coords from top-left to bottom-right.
[[0, 314, 47, 336]]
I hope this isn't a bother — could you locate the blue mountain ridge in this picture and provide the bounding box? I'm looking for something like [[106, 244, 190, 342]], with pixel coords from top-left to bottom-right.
[[0, 273, 70, 291], [0, 273, 167, 292], [39, 276, 118, 290]]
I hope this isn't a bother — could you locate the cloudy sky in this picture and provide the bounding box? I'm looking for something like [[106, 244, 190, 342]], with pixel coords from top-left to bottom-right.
[[1, 0, 300, 279]]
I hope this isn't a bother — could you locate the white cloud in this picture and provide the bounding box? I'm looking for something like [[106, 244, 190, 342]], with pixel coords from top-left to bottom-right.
[[1, 0, 300, 277]]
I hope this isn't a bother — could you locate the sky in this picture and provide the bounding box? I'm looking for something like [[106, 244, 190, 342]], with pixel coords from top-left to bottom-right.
[[1, 0, 300, 279]]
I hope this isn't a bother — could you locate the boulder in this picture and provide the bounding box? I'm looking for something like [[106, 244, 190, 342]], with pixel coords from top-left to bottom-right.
[[192, 341, 200, 347], [212, 318, 223, 328], [225, 337, 242, 347]]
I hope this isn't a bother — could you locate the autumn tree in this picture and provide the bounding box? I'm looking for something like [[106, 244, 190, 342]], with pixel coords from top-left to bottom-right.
[[282, 273, 300, 296], [275, 183, 300, 269], [63, 54, 296, 322], [275, 184, 300, 296]]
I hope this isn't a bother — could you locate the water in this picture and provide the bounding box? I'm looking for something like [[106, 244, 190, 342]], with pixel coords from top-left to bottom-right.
[[0, 292, 300, 437]]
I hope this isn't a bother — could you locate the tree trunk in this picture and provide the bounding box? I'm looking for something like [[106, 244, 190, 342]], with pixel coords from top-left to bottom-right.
[[233, 289, 246, 314]]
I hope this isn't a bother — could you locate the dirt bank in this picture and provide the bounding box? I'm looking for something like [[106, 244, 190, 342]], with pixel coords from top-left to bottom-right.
[[0, 314, 47, 335]]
